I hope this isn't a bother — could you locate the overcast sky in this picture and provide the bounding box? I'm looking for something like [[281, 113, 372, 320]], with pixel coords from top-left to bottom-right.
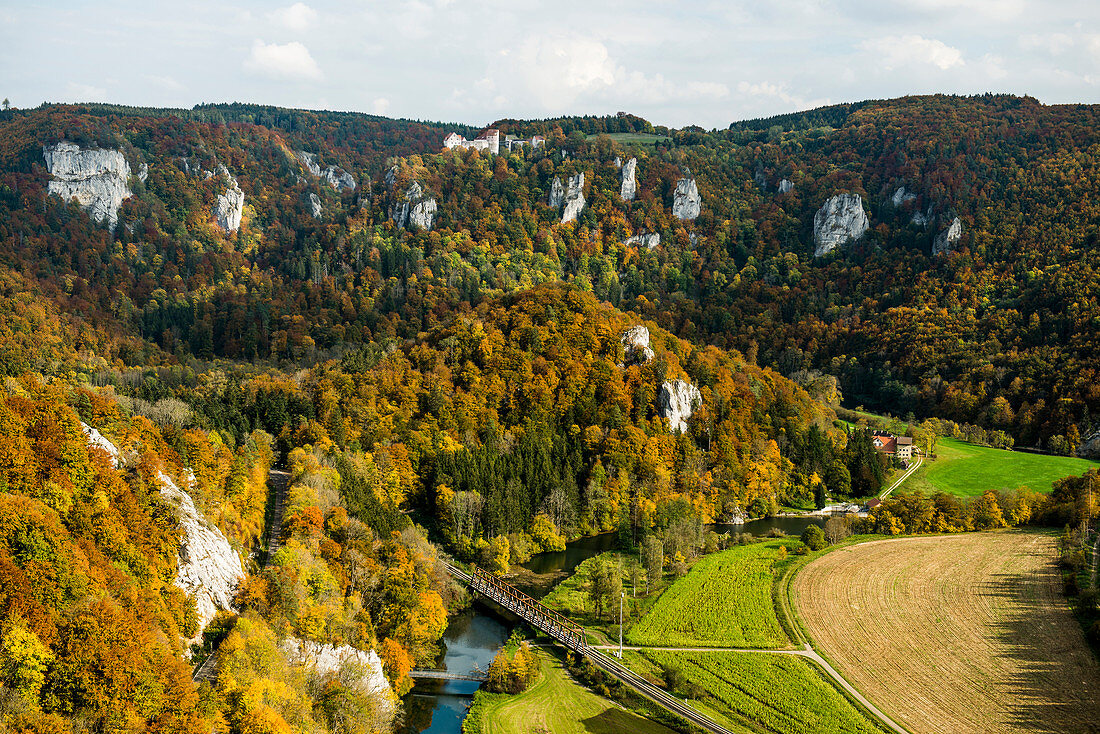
[[1, 0, 1098, 129]]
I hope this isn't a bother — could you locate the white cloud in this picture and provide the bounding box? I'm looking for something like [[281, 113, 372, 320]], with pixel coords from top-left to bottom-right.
[[66, 82, 107, 100], [244, 40, 323, 81], [860, 35, 964, 71], [1020, 32, 1075, 56], [145, 74, 185, 91], [371, 97, 390, 115], [270, 3, 318, 31]]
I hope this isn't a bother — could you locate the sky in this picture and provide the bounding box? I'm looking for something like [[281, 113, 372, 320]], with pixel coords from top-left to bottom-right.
[[1, 0, 1098, 130]]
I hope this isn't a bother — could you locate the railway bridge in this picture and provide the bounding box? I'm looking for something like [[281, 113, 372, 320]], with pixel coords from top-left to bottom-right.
[[444, 563, 739, 734]]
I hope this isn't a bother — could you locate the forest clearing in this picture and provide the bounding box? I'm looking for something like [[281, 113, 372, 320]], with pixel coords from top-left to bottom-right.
[[793, 531, 1100, 733]]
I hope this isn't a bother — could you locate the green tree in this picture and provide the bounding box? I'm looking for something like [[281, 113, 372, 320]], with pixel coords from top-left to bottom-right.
[[801, 524, 826, 551]]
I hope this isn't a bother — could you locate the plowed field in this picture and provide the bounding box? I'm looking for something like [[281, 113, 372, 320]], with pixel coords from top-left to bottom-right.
[[794, 531, 1100, 734]]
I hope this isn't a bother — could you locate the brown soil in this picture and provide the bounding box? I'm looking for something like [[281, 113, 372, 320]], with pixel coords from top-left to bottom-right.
[[793, 531, 1100, 734]]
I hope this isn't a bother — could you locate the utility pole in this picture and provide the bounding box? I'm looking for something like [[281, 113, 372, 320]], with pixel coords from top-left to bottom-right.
[[618, 591, 624, 659]]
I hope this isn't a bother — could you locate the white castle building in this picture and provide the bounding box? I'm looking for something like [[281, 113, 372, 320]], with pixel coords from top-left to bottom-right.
[[443, 129, 545, 154]]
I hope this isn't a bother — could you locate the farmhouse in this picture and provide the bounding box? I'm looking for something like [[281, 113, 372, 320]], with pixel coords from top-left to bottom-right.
[[443, 129, 545, 154], [871, 431, 915, 460]]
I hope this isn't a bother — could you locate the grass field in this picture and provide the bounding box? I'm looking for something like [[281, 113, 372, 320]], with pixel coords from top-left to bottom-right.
[[793, 531, 1100, 734], [541, 552, 661, 644], [627, 541, 793, 648], [464, 652, 676, 734], [625, 650, 887, 734], [904, 437, 1098, 497]]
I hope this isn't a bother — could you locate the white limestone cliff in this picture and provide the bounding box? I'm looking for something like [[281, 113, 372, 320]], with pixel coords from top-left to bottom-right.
[[280, 638, 394, 715], [933, 216, 962, 255], [672, 178, 701, 221], [658, 379, 701, 433], [911, 207, 932, 227], [620, 158, 637, 201], [777, 179, 793, 194], [309, 193, 323, 219], [392, 181, 436, 230], [623, 233, 661, 250], [384, 166, 399, 191], [561, 173, 585, 223], [138, 163, 149, 183], [620, 326, 654, 365], [813, 194, 868, 256], [159, 470, 245, 638], [80, 424, 243, 640], [549, 176, 565, 209], [213, 166, 244, 232], [43, 142, 132, 230], [297, 150, 356, 192], [891, 186, 917, 207]]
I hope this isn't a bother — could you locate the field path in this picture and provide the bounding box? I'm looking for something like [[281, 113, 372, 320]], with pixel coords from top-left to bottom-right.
[[880, 454, 923, 499], [794, 531, 1100, 734]]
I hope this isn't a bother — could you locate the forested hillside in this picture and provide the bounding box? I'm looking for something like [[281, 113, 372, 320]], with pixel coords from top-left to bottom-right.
[[1, 94, 1098, 452]]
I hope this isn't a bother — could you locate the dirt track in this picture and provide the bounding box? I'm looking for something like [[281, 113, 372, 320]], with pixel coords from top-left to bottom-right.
[[794, 532, 1100, 734]]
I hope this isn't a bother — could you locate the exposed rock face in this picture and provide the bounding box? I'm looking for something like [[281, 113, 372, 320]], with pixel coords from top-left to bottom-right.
[[280, 638, 394, 714], [549, 176, 565, 209], [81, 423, 122, 468], [138, 163, 149, 183], [658, 379, 701, 434], [672, 178, 701, 221], [933, 216, 962, 255], [384, 166, 399, 191], [620, 326, 654, 365], [159, 470, 245, 637], [911, 207, 932, 227], [1079, 430, 1100, 459], [891, 186, 917, 207], [409, 198, 437, 231], [213, 166, 244, 232], [620, 158, 637, 201], [80, 425, 243, 639], [777, 179, 793, 194], [561, 173, 585, 223], [813, 194, 868, 256], [623, 233, 661, 250], [43, 141, 132, 230], [392, 181, 437, 230], [309, 193, 323, 219], [296, 150, 356, 192]]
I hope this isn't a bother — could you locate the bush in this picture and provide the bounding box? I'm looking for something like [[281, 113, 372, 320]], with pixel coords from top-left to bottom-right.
[[801, 525, 827, 552]]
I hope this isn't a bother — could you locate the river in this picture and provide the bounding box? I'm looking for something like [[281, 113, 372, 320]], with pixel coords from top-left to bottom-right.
[[398, 514, 826, 733]]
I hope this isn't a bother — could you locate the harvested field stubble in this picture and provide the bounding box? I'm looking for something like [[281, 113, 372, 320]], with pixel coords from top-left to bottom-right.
[[794, 531, 1100, 734]]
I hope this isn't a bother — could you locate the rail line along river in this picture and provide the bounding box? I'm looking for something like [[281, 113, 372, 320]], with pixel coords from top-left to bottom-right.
[[399, 516, 826, 733]]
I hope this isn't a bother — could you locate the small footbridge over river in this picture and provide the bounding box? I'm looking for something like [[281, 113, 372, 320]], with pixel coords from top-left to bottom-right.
[[444, 562, 740, 734]]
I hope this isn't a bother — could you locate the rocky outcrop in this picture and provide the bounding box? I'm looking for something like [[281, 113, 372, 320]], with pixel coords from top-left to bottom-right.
[[813, 194, 868, 256], [309, 193, 323, 219], [392, 181, 436, 230], [777, 179, 793, 194], [658, 380, 701, 433], [384, 166, 399, 191], [80, 425, 243, 639], [933, 217, 962, 255], [297, 150, 356, 192], [1078, 430, 1100, 459], [561, 173, 585, 223], [620, 158, 637, 201], [891, 186, 917, 207], [623, 233, 660, 250], [213, 166, 244, 232], [280, 638, 394, 713], [138, 163, 149, 183], [911, 207, 932, 227], [159, 471, 245, 637], [43, 142, 132, 230], [620, 326, 654, 365], [672, 178, 700, 221], [548, 176, 565, 209]]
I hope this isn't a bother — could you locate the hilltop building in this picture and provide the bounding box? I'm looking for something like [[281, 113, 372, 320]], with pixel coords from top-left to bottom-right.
[[443, 130, 545, 154]]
